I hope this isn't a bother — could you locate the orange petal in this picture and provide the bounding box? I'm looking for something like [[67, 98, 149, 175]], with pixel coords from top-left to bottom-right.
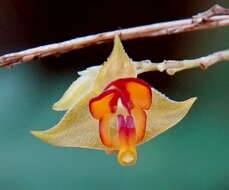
[[99, 115, 112, 147], [89, 89, 120, 119], [131, 108, 147, 143], [105, 78, 152, 111], [125, 78, 152, 110]]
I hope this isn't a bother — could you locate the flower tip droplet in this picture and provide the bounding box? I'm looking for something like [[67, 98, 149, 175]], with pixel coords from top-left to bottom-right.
[[118, 149, 137, 166]]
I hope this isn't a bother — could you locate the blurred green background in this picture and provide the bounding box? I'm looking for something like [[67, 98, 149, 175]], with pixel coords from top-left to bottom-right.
[[0, 0, 229, 190]]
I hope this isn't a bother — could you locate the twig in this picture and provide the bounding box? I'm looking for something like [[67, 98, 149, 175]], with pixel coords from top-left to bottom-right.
[[77, 49, 229, 76], [0, 4, 229, 68], [134, 49, 229, 75]]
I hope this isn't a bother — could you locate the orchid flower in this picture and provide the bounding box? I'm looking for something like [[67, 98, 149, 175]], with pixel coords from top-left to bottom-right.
[[31, 36, 196, 166]]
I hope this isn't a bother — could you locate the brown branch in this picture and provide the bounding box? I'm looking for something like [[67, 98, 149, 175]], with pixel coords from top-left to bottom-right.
[[0, 4, 229, 68], [134, 49, 229, 75]]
